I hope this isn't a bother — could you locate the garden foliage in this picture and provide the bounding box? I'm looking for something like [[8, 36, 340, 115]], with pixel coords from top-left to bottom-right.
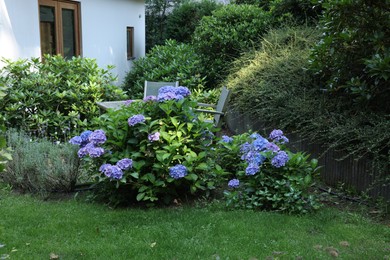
[[166, 0, 222, 43], [193, 4, 272, 86], [215, 130, 320, 214], [0, 55, 126, 141], [70, 86, 218, 205], [233, 0, 323, 24], [3, 130, 80, 195], [122, 40, 205, 98], [309, 0, 390, 112], [0, 82, 12, 174]]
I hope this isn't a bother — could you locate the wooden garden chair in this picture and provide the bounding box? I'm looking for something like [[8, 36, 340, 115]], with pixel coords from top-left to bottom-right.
[[144, 81, 179, 98]]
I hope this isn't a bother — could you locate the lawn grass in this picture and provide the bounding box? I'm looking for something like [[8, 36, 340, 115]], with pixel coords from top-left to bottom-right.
[[0, 191, 389, 259]]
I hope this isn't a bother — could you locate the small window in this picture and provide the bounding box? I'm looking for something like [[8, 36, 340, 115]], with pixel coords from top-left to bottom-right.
[[127, 27, 134, 60]]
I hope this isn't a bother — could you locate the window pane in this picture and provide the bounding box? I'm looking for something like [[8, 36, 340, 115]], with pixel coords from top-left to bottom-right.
[[127, 27, 134, 59], [62, 8, 76, 59], [40, 6, 56, 55]]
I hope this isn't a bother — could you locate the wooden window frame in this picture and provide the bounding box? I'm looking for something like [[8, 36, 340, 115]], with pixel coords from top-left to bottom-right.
[[127, 26, 134, 60], [38, 0, 82, 57]]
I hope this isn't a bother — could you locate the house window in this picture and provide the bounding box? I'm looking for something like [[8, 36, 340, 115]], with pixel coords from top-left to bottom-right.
[[127, 27, 134, 59], [39, 0, 81, 58]]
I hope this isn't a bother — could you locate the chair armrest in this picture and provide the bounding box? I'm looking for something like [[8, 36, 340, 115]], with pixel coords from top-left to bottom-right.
[[197, 102, 217, 108], [195, 109, 224, 115]]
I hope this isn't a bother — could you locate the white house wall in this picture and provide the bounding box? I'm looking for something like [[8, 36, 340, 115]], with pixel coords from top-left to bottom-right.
[[0, 0, 145, 84]]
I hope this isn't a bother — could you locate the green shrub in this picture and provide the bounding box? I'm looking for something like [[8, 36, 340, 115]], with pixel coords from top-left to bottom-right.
[[309, 0, 390, 112], [122, 40, 206, 98], [0, 55, 126, 141], [193, 4, 272, 86], [166, 0, 222, 43], [69, 86, 217, 206], [3, 130, 80, 195], [0, 82, 12, 174], [214, 130, 321, 214]]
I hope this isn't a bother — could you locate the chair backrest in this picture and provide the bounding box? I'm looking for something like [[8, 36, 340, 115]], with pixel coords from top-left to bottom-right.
[[144, 81, 179, 98], [214, 86, 231, 128]]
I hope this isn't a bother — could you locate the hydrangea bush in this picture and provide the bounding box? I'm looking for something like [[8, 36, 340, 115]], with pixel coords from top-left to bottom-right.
[[214, 129, 321, 214], [70, 86, 217, 205]]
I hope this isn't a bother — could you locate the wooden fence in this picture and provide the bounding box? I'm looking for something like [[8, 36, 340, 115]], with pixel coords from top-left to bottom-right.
[[225, 109, 390, 201]]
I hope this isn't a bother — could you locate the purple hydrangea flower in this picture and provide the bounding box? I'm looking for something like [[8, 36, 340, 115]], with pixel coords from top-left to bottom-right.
[[89, 129, 107, 145], [157, 86, 191, 102], [271, 151, 289, 168], [228, 178, 240, 188], [128, 114, 145, 126], [148, 132, 160, 142], [88, 146, 105, 158], [175, 86, 191, 97], [143, 95, 157, 102], [266, 142, 280, 152], [269, 129, 289, 144], [157, 92, 178, 102], [99, 163, 111, 173], [221, 135, 233, 143], [125, 99, 134, 106], [158, 86, 176, 94], [269, 129, 284, 140], [116, 158, 133, 170], [245, 163, 259, 175], [169, 164, 188, 179], [77, 147, 88, 158], [69, 136, 82, 146], [102, 165, 123, 179]]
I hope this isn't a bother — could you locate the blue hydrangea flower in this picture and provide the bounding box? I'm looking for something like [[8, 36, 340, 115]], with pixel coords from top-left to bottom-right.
[[221, 135, 233, 143], [245, 163, 259, 175], [69, 136, 82, 146], [169, 164, 188, 179], [143, 95, 157, 102], [148, 132, 160, 142], [80, 130, 93, 142], [228, 178, 240, 188], [271, 151, 289, 168], [128, 114, 145, 126], [240, 142, 251, 154], [253, 136, 269, 151], [89, 129, 106, 145], [250, 133, 261, 139], [116, 158, 133, 170], [102, 165, 123, 179]]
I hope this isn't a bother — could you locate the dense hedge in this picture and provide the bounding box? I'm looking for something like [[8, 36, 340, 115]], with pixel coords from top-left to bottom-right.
[[193, 4, 272, 86]]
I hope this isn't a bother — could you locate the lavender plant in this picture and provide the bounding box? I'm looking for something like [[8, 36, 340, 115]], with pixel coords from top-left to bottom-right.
[[215, 130, 321, 214], [70, 86, 217, 205]]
